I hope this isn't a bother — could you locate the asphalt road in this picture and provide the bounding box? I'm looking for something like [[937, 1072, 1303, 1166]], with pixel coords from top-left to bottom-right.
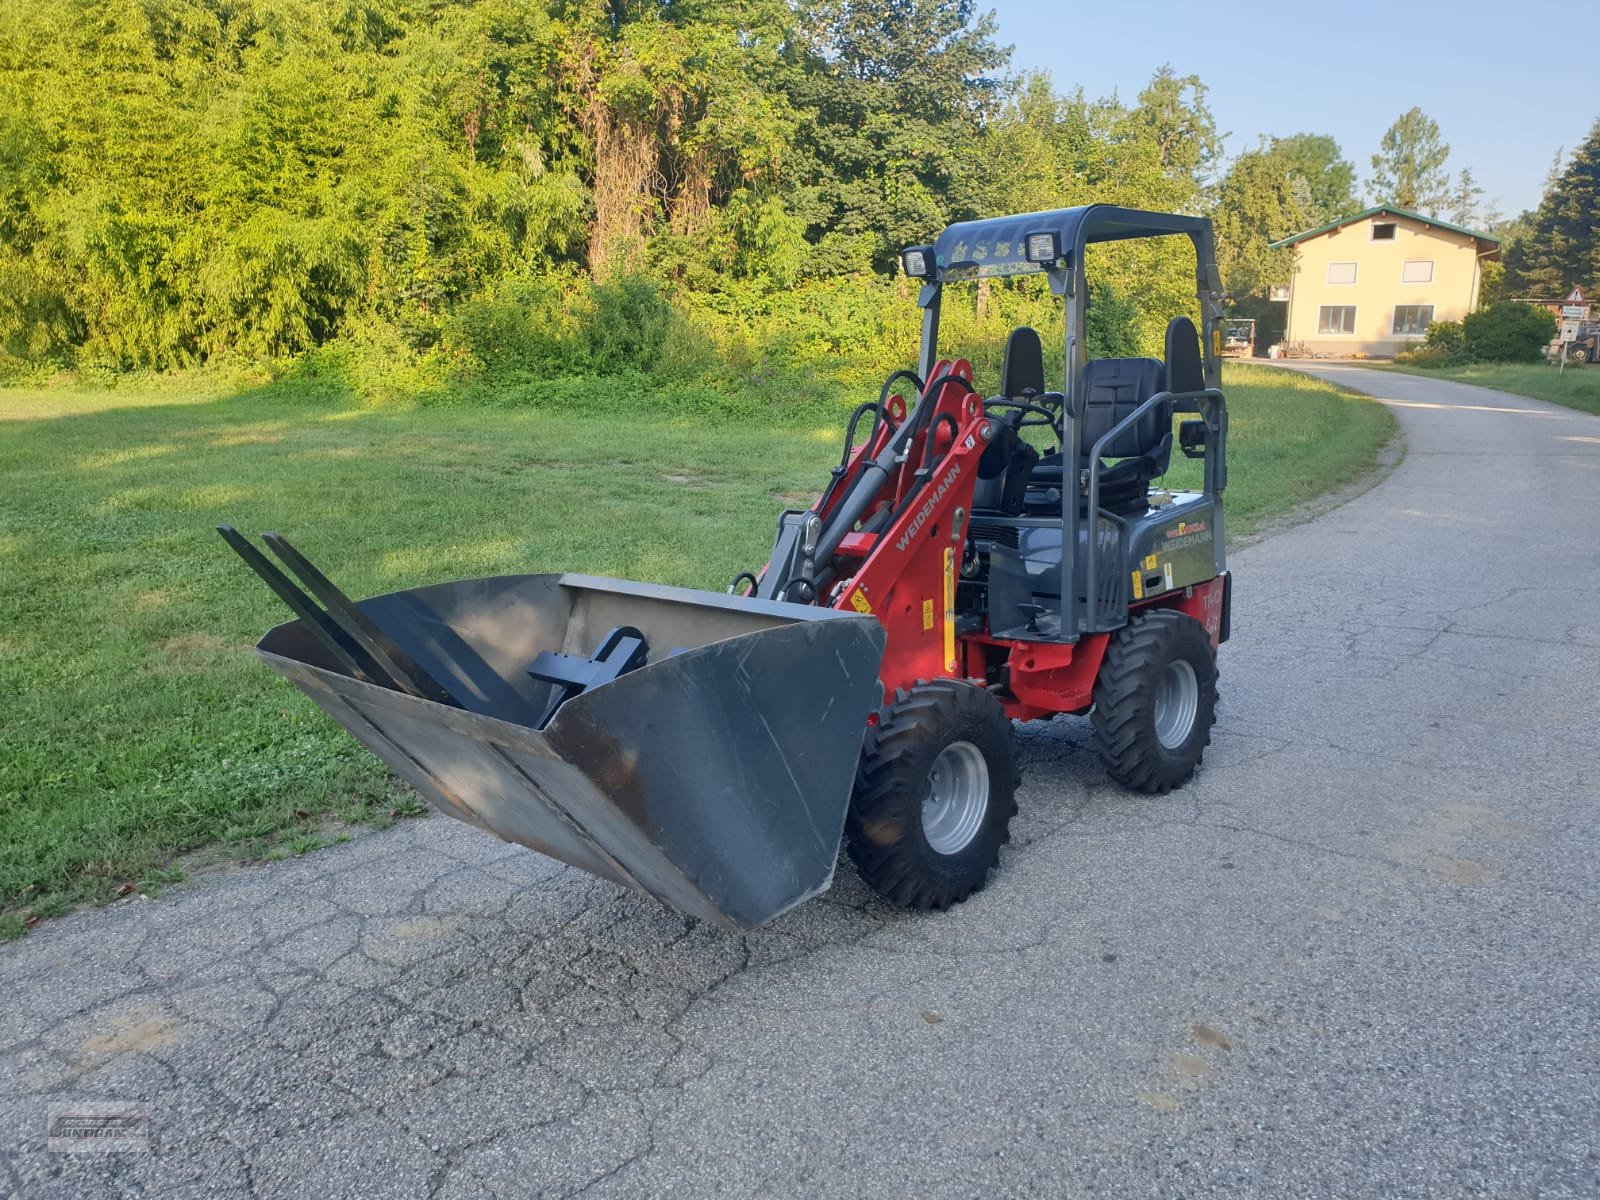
[[4, 364, 1598, 1199]]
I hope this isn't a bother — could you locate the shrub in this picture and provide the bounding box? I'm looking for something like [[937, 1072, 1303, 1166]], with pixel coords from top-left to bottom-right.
[[1395, 319, 1466, 367], [580, 275, 676, 373], [1424, 319, 1466, 356], [1462, 302, 1556, 363]]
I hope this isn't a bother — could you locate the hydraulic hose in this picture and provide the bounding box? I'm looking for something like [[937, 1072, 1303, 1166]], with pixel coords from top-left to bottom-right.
[[814, 371, 919, 526], [814, 372, 977, 566]]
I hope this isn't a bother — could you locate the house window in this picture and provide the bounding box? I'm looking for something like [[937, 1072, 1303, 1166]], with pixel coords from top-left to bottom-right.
[[1371, 222, 1397, 240], [1326, 261, 1358, 285], [1318, 306, 1357, 335], [1402, 260, 1434, 283], [1392, 305, 1434, 336]]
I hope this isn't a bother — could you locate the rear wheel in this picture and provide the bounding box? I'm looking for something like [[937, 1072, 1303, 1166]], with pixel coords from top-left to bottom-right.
[[1092, 610, 1218, 793], [847, 681, 1019, 910], [1566, 343, 1590, 364]]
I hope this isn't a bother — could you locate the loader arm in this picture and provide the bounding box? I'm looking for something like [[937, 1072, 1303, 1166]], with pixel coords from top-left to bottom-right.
[[753, 362, 994, 692]]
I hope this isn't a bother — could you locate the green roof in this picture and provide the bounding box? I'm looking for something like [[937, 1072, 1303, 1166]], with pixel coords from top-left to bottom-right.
[[1269, 205, 1500, 250]]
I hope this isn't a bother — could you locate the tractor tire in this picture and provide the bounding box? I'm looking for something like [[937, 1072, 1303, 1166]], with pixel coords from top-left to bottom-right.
[[846, 680, 1019, 910], [1091, 609, 1218, 794]]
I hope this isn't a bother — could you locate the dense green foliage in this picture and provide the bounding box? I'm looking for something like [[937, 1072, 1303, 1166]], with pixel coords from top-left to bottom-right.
[[1396, 302, 1556, 367], [1462, 302, 1557, 363], [0, 1, 1558, 383], [1502, 119, 1600, 300], [1268, 133, 1358, 226], [0, 0, 1375, 385]]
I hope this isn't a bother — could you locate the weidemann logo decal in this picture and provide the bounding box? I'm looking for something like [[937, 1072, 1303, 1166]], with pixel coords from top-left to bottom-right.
[[895, 462, 962, 552]]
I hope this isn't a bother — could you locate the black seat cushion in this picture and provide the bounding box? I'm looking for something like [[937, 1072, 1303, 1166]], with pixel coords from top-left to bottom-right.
[[973, 327, 1051, 516], [1080, 356, 1168, 462], [1023, 354, 1172, 514]]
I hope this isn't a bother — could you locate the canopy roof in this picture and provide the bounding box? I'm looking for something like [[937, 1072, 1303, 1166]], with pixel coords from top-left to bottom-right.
[[931, 205, 1212, 282]]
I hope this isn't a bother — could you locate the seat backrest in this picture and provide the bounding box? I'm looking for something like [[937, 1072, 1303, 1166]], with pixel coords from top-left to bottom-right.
[[1000, 326, 1045, 398], [1080, 356, 1166, 461], [1165, 315, 1205, 394]]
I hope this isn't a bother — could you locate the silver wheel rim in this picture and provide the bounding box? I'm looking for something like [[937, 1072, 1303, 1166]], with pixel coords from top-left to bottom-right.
[[922, 740, 990, 855], [1153, 659, 1200, 750]]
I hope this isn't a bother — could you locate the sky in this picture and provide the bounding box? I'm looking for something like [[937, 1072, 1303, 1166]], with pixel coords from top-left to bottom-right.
[[984, 0, 1593, 220]]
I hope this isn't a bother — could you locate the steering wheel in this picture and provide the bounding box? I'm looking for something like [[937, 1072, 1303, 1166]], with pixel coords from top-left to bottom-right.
[[985, 396, 1062, 433]]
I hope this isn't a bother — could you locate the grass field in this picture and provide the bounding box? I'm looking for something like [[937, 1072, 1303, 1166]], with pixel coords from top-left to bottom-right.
[[1382, 361, 1600, 416], [0, 362, 1393, 936]]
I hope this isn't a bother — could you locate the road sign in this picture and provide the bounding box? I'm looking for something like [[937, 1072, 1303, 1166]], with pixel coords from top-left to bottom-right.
[[1566, 286, 1586, 304], [1561, 319, 1583, 342], [1561, 304, 1590, 319]]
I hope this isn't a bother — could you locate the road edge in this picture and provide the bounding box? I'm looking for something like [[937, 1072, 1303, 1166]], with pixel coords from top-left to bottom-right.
[[1228, 362, 1407, 551]]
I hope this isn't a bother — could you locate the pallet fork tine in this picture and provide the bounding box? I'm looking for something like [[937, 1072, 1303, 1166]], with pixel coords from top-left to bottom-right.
[[258, 531, 457, 707], [215, 525, 393, 688]]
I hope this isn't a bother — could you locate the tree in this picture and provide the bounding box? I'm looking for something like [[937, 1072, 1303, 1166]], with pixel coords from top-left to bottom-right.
[[1211, 146, 1308, 344], [1501, 118, 1600, 300], [1449, 167, 1485, 228], [1132, 66, 1223, 190], [1369, 107, 1451, 214], [787, 0, 1010, 271], [1269, 132, 1357, 224]]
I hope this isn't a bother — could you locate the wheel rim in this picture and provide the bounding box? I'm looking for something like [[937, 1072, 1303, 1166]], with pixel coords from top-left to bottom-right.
[[921, 740, 990, 855], [1152, 659, 1200, 750]]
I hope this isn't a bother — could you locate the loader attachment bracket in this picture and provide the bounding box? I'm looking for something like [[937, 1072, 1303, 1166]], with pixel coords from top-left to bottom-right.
[[527, 625, 650, 729]]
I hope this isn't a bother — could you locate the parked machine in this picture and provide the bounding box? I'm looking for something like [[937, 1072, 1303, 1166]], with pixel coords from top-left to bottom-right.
[[222, 205, 1232, 930], [1563, 322, 1598, 364], [1221, 317, 1255, 358]]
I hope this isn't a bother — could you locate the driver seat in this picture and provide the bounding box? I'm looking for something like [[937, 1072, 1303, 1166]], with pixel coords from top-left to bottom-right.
[[971, 327, 1046, 515], [1025, 316, 1199, 515]]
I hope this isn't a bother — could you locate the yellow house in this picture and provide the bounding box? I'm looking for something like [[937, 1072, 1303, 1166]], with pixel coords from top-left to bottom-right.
[[1270, 206, 1500, 357]]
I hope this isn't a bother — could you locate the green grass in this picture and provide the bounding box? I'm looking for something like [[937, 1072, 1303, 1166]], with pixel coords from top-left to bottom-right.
[[0, 362, 1391, 933], [1382, 361, 1600, 417]]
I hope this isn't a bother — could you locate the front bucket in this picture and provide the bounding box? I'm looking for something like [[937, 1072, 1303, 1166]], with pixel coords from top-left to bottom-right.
[[256, 573, 887, 929]]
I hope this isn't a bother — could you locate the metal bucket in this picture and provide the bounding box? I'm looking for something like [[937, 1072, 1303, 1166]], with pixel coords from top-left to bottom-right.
[[256, 573, 887, 929]]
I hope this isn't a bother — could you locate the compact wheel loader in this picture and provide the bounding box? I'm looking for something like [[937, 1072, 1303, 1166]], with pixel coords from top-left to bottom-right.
[[222, 205, 1232, 930]]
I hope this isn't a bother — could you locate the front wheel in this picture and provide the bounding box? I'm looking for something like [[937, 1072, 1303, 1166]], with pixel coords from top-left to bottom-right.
[[846, 680, 1020, 910], [1092, 610, 1219, 793]]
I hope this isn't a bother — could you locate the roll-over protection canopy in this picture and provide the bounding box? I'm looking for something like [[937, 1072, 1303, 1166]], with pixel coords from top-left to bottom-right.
[[931, 205, 1215, 282]]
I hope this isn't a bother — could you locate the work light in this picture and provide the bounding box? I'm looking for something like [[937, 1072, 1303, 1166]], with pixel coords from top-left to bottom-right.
[[901, 246, 933, 278], [1025, 231, 1060, 264]]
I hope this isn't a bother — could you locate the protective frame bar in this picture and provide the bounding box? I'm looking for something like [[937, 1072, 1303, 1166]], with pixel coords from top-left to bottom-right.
[[911, 205, 1228, 641], [1081, 388, 1227, 633]]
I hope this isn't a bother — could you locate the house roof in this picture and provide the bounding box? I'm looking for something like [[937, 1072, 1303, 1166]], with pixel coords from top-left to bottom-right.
[[1269, 205, 1500, 251]]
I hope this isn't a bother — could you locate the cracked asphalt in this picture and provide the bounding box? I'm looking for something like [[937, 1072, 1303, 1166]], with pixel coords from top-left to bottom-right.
[[4, 363, 1599, 1198]]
